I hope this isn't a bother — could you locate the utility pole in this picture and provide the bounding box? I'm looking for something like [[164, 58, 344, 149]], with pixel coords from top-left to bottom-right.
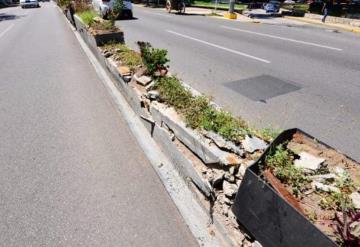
[[224, 0, 237, 19]]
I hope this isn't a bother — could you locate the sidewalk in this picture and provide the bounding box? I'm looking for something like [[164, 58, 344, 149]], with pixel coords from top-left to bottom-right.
[[0, 4, 198, 246], [284, 15, 360, 34]]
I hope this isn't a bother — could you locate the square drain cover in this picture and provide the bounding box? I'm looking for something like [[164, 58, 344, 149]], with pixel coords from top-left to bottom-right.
[[225, 75, 301, 102]]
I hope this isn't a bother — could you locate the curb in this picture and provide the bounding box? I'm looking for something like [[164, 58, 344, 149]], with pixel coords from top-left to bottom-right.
[[284, 16, 360, 34], [56, 5, 238, 246]]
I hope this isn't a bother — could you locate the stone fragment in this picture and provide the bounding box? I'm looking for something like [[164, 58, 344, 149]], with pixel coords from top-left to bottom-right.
[[350, 192, 360, 209], [229, 166, 236, 175], [103, 50, 112, 58], [224, 173, 236, 183], [294, 152, 325, 172], [242, 135, 268, 153], [204, 131, 245, 157], [148, 90, 160, 100], [310, 173, 336, 183], [311, 181, 340, 193], [253, 241, 263, 247], [236, 165, 247, 178], [123, 75, 132, 83], [135, 75, 152, 86], [334, 167, 346, 177], [118, 66, 131, 76], [223, 181, 237, 198], [350, 221, 360, 238], [212, 173, 224, 189]]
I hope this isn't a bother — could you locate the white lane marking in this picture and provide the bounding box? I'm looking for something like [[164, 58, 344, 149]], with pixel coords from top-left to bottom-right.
[[221, 26, 343, 51], [0, 24, 15, 39], [167, 30, 271, 63]]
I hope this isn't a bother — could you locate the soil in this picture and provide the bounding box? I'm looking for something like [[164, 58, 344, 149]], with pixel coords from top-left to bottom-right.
[[266, 130, 360, 244]]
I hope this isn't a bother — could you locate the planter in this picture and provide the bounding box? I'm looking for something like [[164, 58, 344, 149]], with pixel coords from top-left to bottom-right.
[[231, 128, 356, 247], [73, 15, 124, 48]]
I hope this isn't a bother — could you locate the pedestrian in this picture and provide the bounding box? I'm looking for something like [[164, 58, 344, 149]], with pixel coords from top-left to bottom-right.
[[322, 1, 328, 23]]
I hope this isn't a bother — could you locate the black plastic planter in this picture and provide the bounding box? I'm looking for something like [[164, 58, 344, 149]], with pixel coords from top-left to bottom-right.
[[232, 128, 339, 247]]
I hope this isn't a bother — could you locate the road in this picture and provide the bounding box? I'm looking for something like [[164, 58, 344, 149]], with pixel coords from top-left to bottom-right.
[[0, 3, 197, 246], [118, 6, 360, 161]]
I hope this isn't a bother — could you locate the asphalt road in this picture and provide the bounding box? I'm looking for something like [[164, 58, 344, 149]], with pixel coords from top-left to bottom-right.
[[0, 3, 197, 246], [118, 6, 360, 161]]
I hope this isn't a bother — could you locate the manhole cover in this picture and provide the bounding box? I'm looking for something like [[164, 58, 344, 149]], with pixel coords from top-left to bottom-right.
[[225, 75, 301, 102]]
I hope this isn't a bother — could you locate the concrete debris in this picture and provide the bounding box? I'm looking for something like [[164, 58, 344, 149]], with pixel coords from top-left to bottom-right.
[[294, 152, 325, 172], [311, 181, 340, 193], [220, 153, 242, 166], [135, 75, 152, 86], [223, 181, 237, 198], [309, 173, 336, 183], [350, 192, 360, 209], [123, 75, 132, 83], [242, 135, 268, 153], [229, 166, 236, 175], [253, 241, 263, 247], [350, 221, 360, 238], [334, 167, 347, 178], [148, 90, 160, 100], [145, 81, 156, 91], [211, 173, 224, 189], [103, 50, 112, 58], [118, 66, 131, 76], [204, 131, 245, 157], [236, 165, 247, 179], [224, 173, 236, 183]]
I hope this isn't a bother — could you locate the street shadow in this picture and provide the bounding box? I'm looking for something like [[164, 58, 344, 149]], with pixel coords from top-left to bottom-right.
[[173, 12, 206, 16], [0, 13, 25, 21], [116, 17, 139, 22]]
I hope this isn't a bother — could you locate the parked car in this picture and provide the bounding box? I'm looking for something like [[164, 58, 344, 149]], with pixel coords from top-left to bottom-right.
[[284, 0, 295, 3], [20, 0, 40, 8], [92, 0, 133, 19]]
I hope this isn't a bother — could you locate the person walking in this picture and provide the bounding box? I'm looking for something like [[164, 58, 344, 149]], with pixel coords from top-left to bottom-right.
[[322, 1, 328, 23]]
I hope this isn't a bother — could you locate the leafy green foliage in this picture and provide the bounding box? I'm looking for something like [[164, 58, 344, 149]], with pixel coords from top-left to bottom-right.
[[155, 76, 250, 142], [78, 10, 98, 26], [57, 0, 70, 7], [113, 0, 125, 16], [266, 144, 309, 197], [155, 76, 192, 111], [137, 42, 169, 76]]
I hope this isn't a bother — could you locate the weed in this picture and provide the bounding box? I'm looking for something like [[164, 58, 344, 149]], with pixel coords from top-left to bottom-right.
[[78, 10, 98, 26], [154, 76, 192, 111], [257, 127, 281, 142], [266, 144, 309, 197], [119, 50, 143, 72]]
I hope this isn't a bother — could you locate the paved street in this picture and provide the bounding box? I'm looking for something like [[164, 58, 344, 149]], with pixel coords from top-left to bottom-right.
[[0, 3, 197, 246], [118, 6, 360, 161]]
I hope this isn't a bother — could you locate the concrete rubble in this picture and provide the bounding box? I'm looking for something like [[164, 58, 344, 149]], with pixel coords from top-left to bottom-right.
[[294, 152, 325, 172], [242, 135, 268, 153]]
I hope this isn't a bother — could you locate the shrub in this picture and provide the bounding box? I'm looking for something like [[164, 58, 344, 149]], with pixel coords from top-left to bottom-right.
[[137, 42, 169, 76]]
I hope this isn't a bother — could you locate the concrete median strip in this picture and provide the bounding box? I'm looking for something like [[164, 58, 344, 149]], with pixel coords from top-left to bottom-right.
[[57, 7, 235, 246]]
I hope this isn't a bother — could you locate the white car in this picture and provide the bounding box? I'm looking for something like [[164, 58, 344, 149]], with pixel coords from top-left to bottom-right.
[[92, 0, 133, 19], [20, 0, 40, 8]]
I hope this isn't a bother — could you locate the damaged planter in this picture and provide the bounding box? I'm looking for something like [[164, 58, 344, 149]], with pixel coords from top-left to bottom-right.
[[73, 15, 124, 48], [232, 128, 339, 247]]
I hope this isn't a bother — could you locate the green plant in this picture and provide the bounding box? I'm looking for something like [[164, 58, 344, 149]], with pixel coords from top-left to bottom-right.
[[257, 127, 281, 142], [320, 192, 353, 211], [155, 76, 192, 111], [200, 108, 249, 142], [78, 10, 98, 26], [58, 0, 70, 7], [137, 42, 169, 76], [119, 50, 143, 72], [266, 144, 309, 197], [184, 96, 211, 129]]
